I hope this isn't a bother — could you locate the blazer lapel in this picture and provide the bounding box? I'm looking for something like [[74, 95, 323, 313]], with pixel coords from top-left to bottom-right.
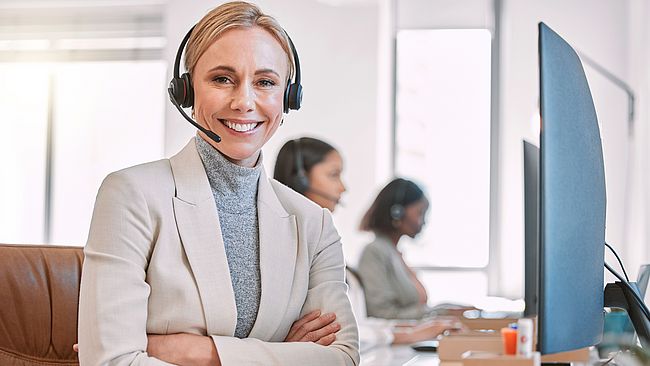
[[249, 171, 298, 340], [169, 138, 237, 336]]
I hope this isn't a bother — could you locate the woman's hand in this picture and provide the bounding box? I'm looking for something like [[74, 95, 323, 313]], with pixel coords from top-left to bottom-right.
[[392, 318, 463, 344], [147, 333, 220, 366], [284, 310, 340, 346], [410, 319, 456, 340]]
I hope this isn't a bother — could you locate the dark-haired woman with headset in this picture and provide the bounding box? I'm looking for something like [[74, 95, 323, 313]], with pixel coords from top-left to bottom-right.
[[274, 137, 346, 211], [357, 179, 433, 320], [275, 139, 458, 352], [77, 2, 358, 365]]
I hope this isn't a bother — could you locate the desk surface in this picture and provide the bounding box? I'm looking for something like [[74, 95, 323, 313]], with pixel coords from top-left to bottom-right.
[[361, 344, 605, 366], [360, 345, 443, 366]]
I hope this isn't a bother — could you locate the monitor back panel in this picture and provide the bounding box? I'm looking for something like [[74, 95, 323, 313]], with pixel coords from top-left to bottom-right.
[[538, 22, 606, 355]]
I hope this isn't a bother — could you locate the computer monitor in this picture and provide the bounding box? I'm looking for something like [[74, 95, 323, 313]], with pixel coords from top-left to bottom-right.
[[523, 140, 539, 318], [538, 22, 606, 355]]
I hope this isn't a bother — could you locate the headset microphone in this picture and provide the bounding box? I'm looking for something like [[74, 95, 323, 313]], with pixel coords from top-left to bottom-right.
[[167, 88, 222, 143]]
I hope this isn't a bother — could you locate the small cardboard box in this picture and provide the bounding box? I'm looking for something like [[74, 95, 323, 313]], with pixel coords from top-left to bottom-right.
[[438, 331, 503, 361], [462, 351, 541, 366], [460, 317, 516, 331]]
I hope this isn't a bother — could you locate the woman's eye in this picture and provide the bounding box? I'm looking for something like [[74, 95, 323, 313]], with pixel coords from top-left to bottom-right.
[[257, 79, 276, 88], [213, 76, 231, 84]]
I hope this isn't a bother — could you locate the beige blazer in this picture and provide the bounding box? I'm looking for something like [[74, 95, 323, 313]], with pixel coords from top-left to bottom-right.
[[78, 138, 359, 365]]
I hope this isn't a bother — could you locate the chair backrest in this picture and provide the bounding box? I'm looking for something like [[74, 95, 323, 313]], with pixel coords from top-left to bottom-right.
[[0, 244, 83, 365]]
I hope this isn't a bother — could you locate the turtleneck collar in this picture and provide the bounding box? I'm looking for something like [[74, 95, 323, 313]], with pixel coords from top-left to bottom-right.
[[195, 135, 262, 213]]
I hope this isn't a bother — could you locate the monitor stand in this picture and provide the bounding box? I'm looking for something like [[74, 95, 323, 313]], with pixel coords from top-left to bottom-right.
[[604, 281, 650, 348]]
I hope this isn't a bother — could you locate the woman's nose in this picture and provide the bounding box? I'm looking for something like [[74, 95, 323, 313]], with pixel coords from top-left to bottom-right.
[[230, 84, 255, 112]]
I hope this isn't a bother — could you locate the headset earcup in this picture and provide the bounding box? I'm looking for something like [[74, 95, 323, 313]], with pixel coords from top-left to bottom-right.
[[169, 78, 184, 105], [284, 83, 302, 113], [288, 83, 302, 111], [168, 73, 193, 108], [390, 204, 405, 221], [180, 73, 194, 108], [283, 84, 291, 113], [292, 173, 310, 194]]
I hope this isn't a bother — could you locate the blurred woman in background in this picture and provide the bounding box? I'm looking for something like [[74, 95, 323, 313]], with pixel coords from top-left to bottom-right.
[[357, 178, 433, 320]]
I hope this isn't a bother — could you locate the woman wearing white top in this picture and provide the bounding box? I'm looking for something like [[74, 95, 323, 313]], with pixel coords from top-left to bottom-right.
[[274, 137, 456, 352]]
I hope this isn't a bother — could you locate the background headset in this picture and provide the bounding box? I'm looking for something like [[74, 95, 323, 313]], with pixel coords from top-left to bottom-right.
[[390, 179, 407, 221], [168, 24, 303, 145], [292, 138, 310, 194]]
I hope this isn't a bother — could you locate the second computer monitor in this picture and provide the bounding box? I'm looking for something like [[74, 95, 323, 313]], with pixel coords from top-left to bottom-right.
[[523, 140, 539, 318]]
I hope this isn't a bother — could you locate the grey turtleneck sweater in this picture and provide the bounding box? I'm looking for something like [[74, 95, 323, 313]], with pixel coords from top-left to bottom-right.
[[195, 135, 262, 338]]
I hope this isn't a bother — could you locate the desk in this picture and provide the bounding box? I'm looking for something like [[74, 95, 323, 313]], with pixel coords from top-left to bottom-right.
[[360, 345, 444, 366], [361, 344, 601, 366]]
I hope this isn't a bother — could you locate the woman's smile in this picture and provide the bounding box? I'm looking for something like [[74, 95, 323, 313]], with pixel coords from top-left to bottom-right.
[[218, 118, 264, 134]]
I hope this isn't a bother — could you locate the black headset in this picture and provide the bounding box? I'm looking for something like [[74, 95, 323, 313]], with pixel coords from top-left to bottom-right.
[[390, 179, 407, 221], [168, 24, 303, 144], [291, 138, 310, 194]]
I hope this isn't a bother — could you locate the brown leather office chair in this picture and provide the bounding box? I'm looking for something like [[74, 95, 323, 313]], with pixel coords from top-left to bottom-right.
[[0, 244, 83, 365]]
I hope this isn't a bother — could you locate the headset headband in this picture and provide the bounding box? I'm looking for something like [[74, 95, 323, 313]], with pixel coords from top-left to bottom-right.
[[174, 25, 195, 80]]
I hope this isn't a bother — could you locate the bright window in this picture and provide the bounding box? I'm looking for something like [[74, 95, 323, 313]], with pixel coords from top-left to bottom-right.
[[395, 29, 492, 305], [0, 64, 50, 244], [0, 2, 166, 245]]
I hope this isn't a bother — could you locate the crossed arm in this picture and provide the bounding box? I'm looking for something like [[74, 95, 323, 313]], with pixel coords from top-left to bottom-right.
[[75, 310, 341, 365], [140, 310, 341, 365]]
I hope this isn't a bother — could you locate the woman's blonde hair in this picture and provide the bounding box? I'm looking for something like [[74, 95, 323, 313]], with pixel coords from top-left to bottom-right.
[[184, 1, 295, 82]]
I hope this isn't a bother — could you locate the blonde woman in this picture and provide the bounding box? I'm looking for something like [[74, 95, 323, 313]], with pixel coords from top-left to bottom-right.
[[78, 2, 358, 365]]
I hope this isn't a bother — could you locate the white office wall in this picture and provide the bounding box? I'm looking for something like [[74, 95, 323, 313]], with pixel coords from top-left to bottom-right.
[[497, 0, 636, 297], [625, 0, 650, 280], [163, 0, 385, 264]]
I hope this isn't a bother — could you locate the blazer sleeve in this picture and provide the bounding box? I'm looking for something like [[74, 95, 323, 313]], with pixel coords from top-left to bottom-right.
[[358, 245, 428, 320], [211, 208, 360, 366], [78, 172, 172, 366]]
